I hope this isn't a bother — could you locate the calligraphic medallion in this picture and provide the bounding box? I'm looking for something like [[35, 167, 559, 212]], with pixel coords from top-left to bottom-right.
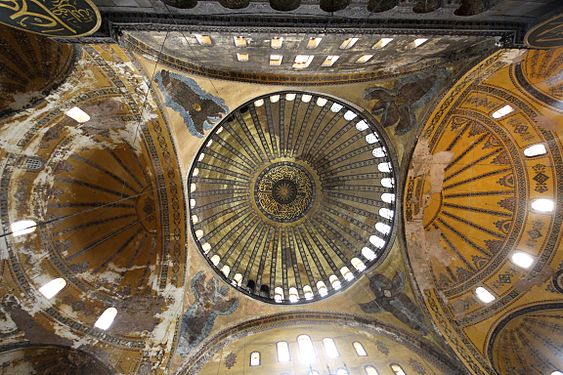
[[254, 162, 315, 223], [0, 0, 101, 38]]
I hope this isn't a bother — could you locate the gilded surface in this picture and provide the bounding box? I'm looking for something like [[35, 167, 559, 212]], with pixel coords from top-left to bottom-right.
[[0, 0, 100, 37], [189, 92, 398, 303], [404, 48, 563, 375]]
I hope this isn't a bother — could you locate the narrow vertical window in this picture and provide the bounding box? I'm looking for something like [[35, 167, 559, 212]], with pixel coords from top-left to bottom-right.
[[365, 366, 379, 375], [277, 341, 290, 362], [322, 337, 339, 358], [249, 351, 260, 366], [353, 341, 367, 356], [390, 364, 406, 375], [297, 335, 316, 362]]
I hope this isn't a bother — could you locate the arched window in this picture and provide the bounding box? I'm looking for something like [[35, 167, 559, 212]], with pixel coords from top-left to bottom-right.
[[233, 273, 243, 286], [390, 364, 406, 375], [210, 254, 220, 266], [375, 222, 391, 235], [361, 247, 377, 261], [38, 278, 66, 299], [353, 341, 367, 356], [94, 307, 117, 330], [277, 341, 290, 362], [365, 365, 379, 375], [249, 351, 260, 366], [340, 266, 354, 281], [322, 337, 339, 358], [336, 368, 349, 375], [303, 285, 314, 300], [297, 335, 315, 362], [329, 275, 341, 290], [351, 257, 366, 271], [274, 287, 284, 303], [317, 281, 328, 296], [289, 287, 299, 303], [221, 264, 230, 277]]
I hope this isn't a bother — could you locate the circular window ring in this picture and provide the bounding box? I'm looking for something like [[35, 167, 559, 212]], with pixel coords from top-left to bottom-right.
[[188, 91, 399, 304]]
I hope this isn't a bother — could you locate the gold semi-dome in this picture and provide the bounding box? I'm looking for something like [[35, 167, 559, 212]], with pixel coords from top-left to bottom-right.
[[188, 91, 398, 304]]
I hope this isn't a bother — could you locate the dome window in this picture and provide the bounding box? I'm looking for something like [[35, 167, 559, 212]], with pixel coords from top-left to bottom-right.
[[353, 341, 367, 356], [10, 219, 37, 237], [277, 341, 290, 362], [322, 337, 339, 358], [475, 286, 496, 303], [523, 143, 547, 157], [249, 351, 260, 366], [94, 307, 117, 330], [39, 278, 66, 299]]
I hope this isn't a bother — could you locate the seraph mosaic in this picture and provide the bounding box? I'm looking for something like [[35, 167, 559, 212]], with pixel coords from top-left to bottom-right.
[[155, 70, 228, 137], [177, 272, 238, 355], [360, 271, 428, 333], [363, 73, 445, 135]]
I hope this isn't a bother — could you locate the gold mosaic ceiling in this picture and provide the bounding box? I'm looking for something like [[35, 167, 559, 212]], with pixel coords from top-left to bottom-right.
[[189, 91, 398, 303]]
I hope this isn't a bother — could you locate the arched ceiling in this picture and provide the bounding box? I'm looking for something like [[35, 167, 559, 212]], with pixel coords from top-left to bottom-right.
[[188, 91, 398, 303], [0, 43, 186, 373], [122, 30, 494, 85], [489, 304, 563, 374], [0, 344, 112, 374], [0, 25, 75, 117], [404, 47, 562, 375], [181, 312, 464, 374]]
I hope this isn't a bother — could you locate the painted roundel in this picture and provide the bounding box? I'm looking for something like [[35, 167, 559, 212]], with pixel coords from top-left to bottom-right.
[[189, 91, 398, 304]]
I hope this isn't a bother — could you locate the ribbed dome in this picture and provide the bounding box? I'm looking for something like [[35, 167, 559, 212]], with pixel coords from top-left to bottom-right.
[[188, 91, 397, 304]]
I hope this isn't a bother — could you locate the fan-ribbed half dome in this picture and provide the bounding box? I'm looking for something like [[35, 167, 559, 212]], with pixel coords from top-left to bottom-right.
[[188, 91, 397, 304]]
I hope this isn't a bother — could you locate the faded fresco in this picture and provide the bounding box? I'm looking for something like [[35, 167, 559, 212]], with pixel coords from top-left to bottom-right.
[[177, 272, 239, 355], [155, 70, 228, 137]]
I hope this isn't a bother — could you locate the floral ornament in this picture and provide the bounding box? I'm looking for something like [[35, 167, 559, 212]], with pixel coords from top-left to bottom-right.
[[363, 76, 435, 135], [177, 272, 239, 355], [359, 271, 428, 333], [225, 352, 237, 369]]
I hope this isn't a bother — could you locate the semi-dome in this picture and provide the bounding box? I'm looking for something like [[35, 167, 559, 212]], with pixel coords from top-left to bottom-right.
[[188, 91, 398, 304]]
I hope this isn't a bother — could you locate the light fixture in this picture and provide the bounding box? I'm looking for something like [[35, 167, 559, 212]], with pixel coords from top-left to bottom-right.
[[10, 219, 37, 237], [523, 143, 547, 157], [510, 251, 534, 269], [531, 198, 554, 213], [373, 37, 393, 49], [39, 278, 67, 299], [94, 307, 117, 330], [475, 286, 495, 303], [64, 107, 90, 123], [491, 104, 514, 119]]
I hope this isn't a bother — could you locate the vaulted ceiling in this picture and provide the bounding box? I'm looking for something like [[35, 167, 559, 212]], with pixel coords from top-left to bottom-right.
[[0, 3, 561, 375]]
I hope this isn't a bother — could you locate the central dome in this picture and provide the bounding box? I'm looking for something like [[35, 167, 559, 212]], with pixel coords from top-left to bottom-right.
[[189, 91, 397, 304]]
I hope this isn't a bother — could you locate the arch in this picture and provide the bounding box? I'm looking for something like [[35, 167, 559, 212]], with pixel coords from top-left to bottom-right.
[[174, 312, 465, 374]]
